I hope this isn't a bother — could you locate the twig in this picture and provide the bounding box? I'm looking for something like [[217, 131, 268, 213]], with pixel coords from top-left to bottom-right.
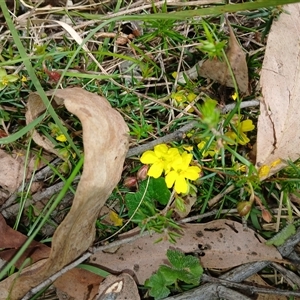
[[126, 121, 198, 157], [221, 99, 260, 114], [271, 262, 300, 287], [208, 184, 235, 207], [180, 208, 238, 223], [201, 274, 300, 297]]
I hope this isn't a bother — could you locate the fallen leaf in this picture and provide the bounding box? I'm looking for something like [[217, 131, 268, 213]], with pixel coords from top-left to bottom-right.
[[256, 4, 300, 179], [90, 220, 282, 284], [0, 149, 23, 194], [0, 214, 50, 268], [0, 87, 129, 299], [177, 20, 249, 94], [55, 268, 104, 300], [0, 149, 42, 206], [96, 273, 140, 300], [172, 195, 197, 219]]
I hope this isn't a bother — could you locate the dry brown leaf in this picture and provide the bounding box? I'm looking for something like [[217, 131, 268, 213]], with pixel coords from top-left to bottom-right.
[[55, 268, 104, 300], [0, 88, 129, 299], [0, 149, 39, 204], [171, 195, 197, 219], [90, 220, 282, 284], [177, 21, 249, 94], [0, 149, 23, 194], [0, 214, 50, 268], [256, 4, 300, 179], [96, 273, 140, 300]]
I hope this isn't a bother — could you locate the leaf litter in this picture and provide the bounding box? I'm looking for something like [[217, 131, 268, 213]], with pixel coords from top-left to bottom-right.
[[256, 3, 300, 179], [0, 87, 129, 299], [91, 220, 282, 285]]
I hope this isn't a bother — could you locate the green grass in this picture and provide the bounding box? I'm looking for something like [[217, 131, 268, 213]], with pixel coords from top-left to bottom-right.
[[1, 0, 300, 298]]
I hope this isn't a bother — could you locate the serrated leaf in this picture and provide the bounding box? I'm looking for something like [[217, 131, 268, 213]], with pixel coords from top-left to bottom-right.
[[145, 272, 170, 299], [158, 265, 179, 285], [176, 269, 200, 285], [166, 249, 186, 269], [266, 224, 296, 246]]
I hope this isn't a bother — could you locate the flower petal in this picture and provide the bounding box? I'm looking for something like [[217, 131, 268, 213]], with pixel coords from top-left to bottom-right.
[[241, 120, 255, 132], [225, 131, 237, 145], [237, 132, 249, 145], [174, 175, 188, 194], [147, 163, 164, 178], [154, 144, 169, 157], [140, 151, 158, 164], [181, 152, 192, 169], [165, 171, 177, 188], [184, 166, 201, 180]]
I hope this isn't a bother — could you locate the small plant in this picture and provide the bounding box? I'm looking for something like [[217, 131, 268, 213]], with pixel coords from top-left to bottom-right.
[[145, 249, 203, 299], [197, 21, 227, 60], [0, 67, 19, 90]]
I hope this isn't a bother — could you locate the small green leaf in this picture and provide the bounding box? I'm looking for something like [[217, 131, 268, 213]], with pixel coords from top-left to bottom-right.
[[148, 177, 171, 205], [167, 249, 186, 269], [145, 272, 171, 299], [266, 224, 296, 246], [0, 68, 7, 77], [125, 177, 170, 221], [159, 265, 179, 285]]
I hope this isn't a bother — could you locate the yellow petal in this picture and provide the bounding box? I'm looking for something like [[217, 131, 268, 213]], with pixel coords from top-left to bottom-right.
[[154, 144, 169, 157], [259, 165, 270, 179], [165, 171, 177, 188], [174, 175, 188, 194], [232, 92, 238, 101], [140, 151, 158, 164], [237, 132, 250, 145], [56, 134, 67, 142], [147, 163, 164, 178], [225, 131, 237, 145], [184, 166, 201, 180], [241, 120, 255, 132], [109, 211, 123, 227], [271, 159, 282, 168]]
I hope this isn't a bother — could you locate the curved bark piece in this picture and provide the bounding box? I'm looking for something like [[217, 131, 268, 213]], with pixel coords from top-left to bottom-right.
[[0, 88, 129, 299]]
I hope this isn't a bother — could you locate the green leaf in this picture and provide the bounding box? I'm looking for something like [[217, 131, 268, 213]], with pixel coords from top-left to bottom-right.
[[0, 68, 7, 77], [266, 223, 296, 246], [125, 177, 170, 222], [145, 272, 171, 299], [159, 265, 179, 285], [167, 249, 186, 269], [148, 177, 171, 205]]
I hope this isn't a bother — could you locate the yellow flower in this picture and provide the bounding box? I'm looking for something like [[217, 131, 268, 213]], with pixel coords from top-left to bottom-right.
[[182, 145, 193, 152], [56, 134, 67, 142], [258, 165, 270, 179], [226, 119, 255, 145], [140, 144, 180, 178], [165, 151, 201, 194], [232, 92, 238, 101], [197, 138, 219, 157], [171, 90, 187, 103], [109, 211, 123, 227], [21, 75, 27, 82]]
